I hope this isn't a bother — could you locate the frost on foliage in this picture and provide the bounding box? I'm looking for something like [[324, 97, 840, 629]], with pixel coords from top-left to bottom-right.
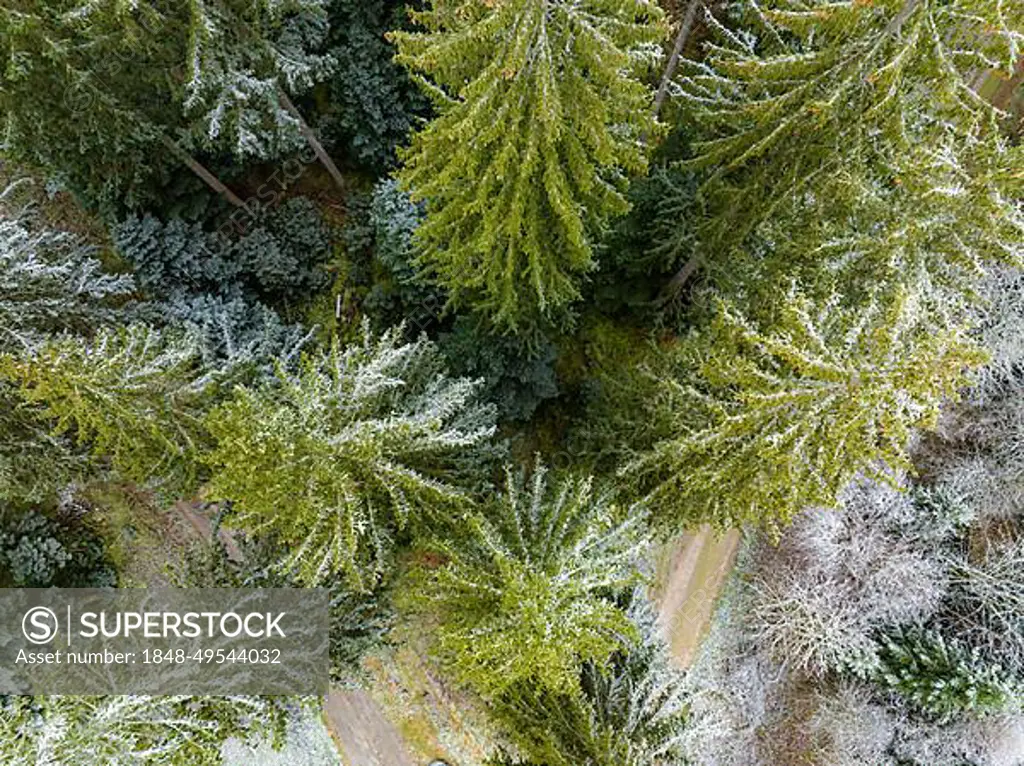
[[0, 694, 294, 766], [0, 325, 207, 493], [182, 0, 335, 159], [623, 287, 985, 530], [0, 192, 134, 351], [746, 476, 949, 676], [204, 324, 499, 588], [405, 462, 646, 699]]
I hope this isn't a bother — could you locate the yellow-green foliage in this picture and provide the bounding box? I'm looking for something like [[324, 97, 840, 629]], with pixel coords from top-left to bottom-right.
[[392, 0, 665, 331], [403, 464, 646, 699], [0, 325, 206, 494], [623, 289, 987, 531], [203, 325, 498, 589]]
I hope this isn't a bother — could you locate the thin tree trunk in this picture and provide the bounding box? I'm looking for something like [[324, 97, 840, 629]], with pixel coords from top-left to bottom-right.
[[654, 0, 703, 119], [277, 87, 347, 195], [659, 253, 702, 301], [159, 135, 246, 208]]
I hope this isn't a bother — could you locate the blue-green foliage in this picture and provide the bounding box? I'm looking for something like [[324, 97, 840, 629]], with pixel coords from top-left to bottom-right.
[[439, 317, 559, 422], [323, 0, 428, 170], [114, 197, 332, 300], [0, 509, 115, 588], [873, 627, 1015, 723]]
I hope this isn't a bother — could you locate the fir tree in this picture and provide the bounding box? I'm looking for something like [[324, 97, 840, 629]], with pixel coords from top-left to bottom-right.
[[391, 0, 666, 331], [404, 463, 646, 699], [203, 324, 499, 588], [623, 287, 986, 530]]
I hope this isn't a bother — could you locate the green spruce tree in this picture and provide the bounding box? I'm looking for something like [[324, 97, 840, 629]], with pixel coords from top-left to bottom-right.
[[392, 0, 666, 331], [621, 287, 985, 530], [403, 463, 646, 699], [203, 325, 498, 589]]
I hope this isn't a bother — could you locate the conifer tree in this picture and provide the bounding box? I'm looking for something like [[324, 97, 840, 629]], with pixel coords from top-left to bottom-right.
[[203, 325, 499, 589], [0, 195, 136, 501], [0, 325, 208, 494], [491, 593, 688, 766], [404, 463, 646, 699], [872, 627, 1015, 723], [0, 188, 135, 350], [392, 0, 666, 331], [0, 694, 294, 765], [623, 288, 986, 530], [666, 0, 1024, 302]]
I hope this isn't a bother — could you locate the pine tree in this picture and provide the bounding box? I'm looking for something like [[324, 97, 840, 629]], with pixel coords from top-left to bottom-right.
[[404, 463, 646, 699], [0, 694, 295, 765], [203, 324, 499, 589], [666, 0, 1024, 300], [0, 325, 208, 494], [391, 0, 666, 331], [622, 287, 986, 530]]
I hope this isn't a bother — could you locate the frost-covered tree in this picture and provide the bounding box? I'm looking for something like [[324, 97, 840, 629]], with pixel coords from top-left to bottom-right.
[[404, 463, 646, 699], [0, 325, 208, 494], [392, 0, 666, 331], [622, 288, 985, 529], [490, 592, 688, 766], [0, 694, 295, 765], [873, 627, 1015, 723], [179, 0, 336, 163], [0, 192, 135, 350], [0, 195, 136, 501], [203, 325, 499, 588], [670, 0, 1024, 303]]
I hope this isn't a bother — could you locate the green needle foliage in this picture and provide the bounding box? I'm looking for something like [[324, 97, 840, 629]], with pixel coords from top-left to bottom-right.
[[404, 463, 646, 699], [0, 694, 295, 765], [203, 325, 499, 589], [490, 593, 688, 766], [622, 287, 986, 530], [872, 627, 1015, 723], [671, 0, 1024, 311], [392, 0, 666, 331], [0, 325, 208, 494]]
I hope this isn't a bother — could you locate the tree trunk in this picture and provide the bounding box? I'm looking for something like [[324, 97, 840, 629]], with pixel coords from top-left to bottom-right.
[[654, 0, 703, 119], [159, 135, 246, 208], [277, 87, 347, 195]]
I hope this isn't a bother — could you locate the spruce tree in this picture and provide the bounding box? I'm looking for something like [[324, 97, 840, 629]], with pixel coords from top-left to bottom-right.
[[622, 287, 986, 530], [203, 325, 498, 589], [0, 694, 294, 765], [391, 0, 666, 331], [0, 325, 207, 494], [490, 593, 688, 766], [404, 463, 646, 699], [668, 0, 1024, 300]]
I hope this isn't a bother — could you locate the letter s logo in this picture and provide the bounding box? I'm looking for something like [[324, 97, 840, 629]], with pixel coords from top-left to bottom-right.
[[22, 607, 58, 645]]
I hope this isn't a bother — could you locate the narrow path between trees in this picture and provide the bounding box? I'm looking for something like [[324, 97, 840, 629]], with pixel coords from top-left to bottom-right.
[[653, 525, 741, 668], [323, 689, 417, 766]]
